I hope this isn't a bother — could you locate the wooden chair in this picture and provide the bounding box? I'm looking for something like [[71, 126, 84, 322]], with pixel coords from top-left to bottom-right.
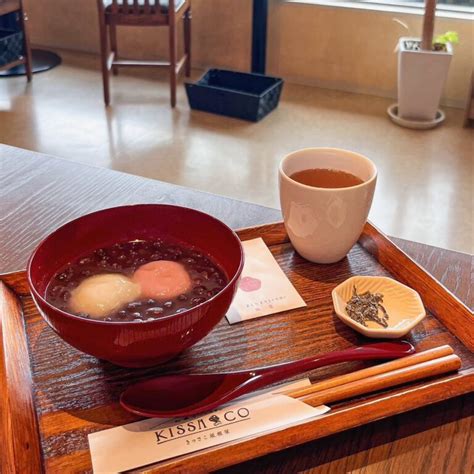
[[96, 0, 191, 107]]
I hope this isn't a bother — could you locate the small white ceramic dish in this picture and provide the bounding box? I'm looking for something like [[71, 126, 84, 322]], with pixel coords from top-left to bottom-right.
[[387, 103, 445, 130], [332, 276, 426, 338]]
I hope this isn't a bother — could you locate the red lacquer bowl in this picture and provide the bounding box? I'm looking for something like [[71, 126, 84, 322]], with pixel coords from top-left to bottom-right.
[[27, 205, 244, 368]]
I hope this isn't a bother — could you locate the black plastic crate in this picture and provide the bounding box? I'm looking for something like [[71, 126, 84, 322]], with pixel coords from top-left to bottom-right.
[[0, 28, 24, 67], [185, 69, 283, 122]]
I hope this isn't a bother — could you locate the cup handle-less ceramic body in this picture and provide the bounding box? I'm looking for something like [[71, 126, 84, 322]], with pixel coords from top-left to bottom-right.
[[279, 148, 377, 264]]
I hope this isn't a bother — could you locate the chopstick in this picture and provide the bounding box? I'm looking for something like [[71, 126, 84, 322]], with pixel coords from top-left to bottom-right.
[[298, 354, 461, 407], [285, 345, 454, 399]]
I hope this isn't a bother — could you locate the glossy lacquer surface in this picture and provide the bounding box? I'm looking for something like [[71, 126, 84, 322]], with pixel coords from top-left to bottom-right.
[[120, 341, 415, 417], [27, 204, 244, 367]]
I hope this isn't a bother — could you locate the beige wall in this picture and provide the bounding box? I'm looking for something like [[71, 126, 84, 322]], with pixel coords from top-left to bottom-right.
[[267, 2, 473, 107], [24, 0, 472, 106]]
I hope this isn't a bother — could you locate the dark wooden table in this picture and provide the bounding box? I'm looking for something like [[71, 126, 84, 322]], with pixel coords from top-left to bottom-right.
[[1, 144, 472, 473]]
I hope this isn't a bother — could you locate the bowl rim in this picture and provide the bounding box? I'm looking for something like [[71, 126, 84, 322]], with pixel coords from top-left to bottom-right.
[[27, 204, 244, 326], [279, 147, 378, 192]]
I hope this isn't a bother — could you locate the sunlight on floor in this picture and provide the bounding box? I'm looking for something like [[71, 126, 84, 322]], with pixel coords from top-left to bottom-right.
[[0, 49, 472, 253]]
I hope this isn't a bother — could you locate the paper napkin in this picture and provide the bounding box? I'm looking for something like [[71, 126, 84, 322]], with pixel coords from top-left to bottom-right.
[[226, 238, 306, 324]]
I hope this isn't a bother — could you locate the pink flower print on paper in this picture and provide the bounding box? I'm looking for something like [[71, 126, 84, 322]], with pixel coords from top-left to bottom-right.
[[239, 276, 262, 292]]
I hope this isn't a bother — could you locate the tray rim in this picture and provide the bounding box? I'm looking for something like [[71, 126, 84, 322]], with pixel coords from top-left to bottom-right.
[[0, 277, 43, 473], [1, 220, 473, 473]]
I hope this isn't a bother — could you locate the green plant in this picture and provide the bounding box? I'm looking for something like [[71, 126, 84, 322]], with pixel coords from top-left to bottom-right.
[[435, 31, 460, 45], [420, 0, 459, 51]]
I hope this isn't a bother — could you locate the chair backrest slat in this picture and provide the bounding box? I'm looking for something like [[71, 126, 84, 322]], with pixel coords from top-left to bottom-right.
[[104, 0, 175, 17], [144, 0, 151, 14], [168, 0, 175, 19]]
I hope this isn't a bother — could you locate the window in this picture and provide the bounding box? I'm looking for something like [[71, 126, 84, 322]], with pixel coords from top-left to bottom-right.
[[287, 0, 474, 16], [357, 0, 472, 10]]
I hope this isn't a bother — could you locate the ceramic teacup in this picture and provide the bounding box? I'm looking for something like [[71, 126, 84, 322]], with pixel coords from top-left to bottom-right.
[[279, 148, 377, 264]]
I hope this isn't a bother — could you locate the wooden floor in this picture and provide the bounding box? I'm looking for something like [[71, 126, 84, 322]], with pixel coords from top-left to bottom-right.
[[0, 48, 472, 255]]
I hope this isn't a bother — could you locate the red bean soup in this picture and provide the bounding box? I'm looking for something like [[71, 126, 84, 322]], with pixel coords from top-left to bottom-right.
[[46, 238, 228, 322]]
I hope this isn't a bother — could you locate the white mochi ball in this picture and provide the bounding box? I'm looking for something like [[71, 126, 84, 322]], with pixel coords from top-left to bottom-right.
[[70, 273, 141, 319]]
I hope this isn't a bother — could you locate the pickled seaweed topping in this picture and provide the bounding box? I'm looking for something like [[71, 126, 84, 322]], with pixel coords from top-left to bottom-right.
[[345, 286, 389, 328]]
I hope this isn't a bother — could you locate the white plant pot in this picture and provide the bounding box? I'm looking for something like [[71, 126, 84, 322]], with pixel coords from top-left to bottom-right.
[[397, 37, 452, 121]]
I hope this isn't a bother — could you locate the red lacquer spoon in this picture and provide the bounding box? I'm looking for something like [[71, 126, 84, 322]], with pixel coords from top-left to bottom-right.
[[120, 341, 414, 418]]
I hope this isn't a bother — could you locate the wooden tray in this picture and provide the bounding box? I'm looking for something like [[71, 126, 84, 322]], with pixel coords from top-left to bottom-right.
[[1, 222, 473, 473]]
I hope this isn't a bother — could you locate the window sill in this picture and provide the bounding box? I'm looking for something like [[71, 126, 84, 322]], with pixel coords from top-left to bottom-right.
[[284, 0, 474, 21]]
